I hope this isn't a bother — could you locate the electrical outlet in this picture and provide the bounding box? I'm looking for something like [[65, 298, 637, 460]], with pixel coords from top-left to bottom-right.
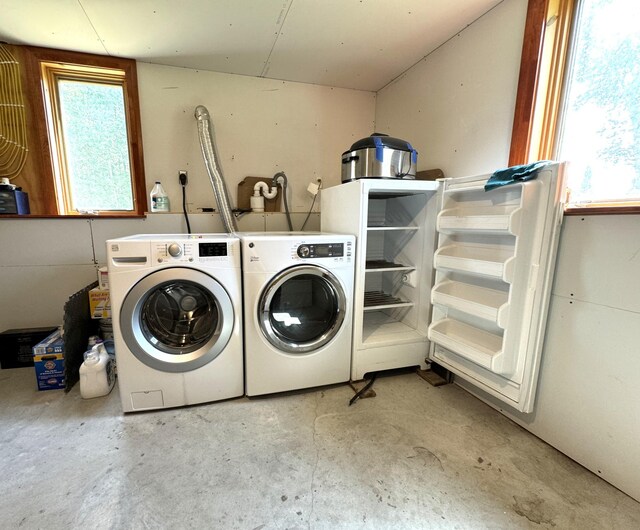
[[178, 170, 188, 185]]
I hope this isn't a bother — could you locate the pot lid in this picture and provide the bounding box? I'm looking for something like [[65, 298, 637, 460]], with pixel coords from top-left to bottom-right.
[[347, 133, 414, 152]]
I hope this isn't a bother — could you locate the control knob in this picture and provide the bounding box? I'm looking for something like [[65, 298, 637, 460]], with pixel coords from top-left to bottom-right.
[[168, 243, 182, 257], [298, 245, 310, 258]]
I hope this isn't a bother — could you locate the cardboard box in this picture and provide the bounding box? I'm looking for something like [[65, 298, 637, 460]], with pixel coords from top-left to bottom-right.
[[97, 266, 109, 290], [33, 330, 65, 391], [89, 287, 111, 319], [0, 327, 58, 369]]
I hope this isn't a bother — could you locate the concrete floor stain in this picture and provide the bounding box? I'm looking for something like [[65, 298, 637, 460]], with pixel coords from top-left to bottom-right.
[[513, 495, 557, 526]]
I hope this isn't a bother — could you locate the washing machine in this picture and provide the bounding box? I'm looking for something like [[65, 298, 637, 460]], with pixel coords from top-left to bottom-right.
[[107, 234, 243, 412], [241, 232, 355, 396]]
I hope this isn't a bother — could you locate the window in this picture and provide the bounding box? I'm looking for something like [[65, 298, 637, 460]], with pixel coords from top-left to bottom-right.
[[510, 0, 640, 214], [13, 46, 147, 216], [41, 63, 136, 214]]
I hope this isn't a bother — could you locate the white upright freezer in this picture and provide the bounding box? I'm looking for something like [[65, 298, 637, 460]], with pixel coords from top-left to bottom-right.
[[321, 162, 567, 413]]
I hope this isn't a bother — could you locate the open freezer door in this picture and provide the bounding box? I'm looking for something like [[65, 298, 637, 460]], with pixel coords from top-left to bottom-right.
[[427, 162, 567, 413]]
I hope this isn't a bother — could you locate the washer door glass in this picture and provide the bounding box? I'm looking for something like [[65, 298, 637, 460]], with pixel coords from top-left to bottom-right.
[[142, 281, 219, 351], [259, 265, 346, 354], [120, 268, 235, 373]]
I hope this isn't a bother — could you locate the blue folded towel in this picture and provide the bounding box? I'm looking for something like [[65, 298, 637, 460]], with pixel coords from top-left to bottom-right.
[[485, 160, 552, 191]]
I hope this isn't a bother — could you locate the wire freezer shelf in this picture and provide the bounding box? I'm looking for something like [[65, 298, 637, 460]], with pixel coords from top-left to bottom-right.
[[363, 290, 414, 311]]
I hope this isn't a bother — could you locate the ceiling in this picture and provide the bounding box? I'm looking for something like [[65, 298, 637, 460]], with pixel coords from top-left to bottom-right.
[[0, 0, 501, 92]]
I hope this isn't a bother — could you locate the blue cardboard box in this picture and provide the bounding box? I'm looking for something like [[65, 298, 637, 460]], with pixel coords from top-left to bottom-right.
[[33, 330, 65, 391]]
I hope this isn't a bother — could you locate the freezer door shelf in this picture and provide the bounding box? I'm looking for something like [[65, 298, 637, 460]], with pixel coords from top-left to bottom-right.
[[437, 205, 522, 235], [427, 318, 511, 374], [434, 244, 516, 283], [430, 343, 523, 406], [431, 280, 509, 329], [442, 180, 493, 195]]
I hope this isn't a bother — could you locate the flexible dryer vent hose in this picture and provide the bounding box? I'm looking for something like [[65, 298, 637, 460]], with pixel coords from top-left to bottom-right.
[[194, 105, 237, 233]]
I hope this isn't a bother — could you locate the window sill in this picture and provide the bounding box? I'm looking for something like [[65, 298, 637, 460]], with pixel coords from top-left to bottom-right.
[[0, 214, 147, 219], [564, 206, 640, 216]]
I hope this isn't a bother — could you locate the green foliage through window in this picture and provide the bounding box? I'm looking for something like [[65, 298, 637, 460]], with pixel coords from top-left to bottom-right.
[[557, 0, 640, 204], [57, 80, 134, 211]]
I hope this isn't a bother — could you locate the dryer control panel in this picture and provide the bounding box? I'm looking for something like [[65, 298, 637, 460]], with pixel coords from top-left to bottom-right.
[[296, 243, 344, 259]]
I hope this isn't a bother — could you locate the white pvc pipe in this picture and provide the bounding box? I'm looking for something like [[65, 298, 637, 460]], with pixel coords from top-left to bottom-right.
[[253, 181, 278, 199]]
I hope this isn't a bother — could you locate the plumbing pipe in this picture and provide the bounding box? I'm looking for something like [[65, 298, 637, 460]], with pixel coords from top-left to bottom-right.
[[251, 181, 278, 212], [253, 181, 278, 199]]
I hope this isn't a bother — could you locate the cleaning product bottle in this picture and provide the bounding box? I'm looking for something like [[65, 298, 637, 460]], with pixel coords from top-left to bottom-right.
[[79, 344, 115, 399], [150, 181, 170, 212]]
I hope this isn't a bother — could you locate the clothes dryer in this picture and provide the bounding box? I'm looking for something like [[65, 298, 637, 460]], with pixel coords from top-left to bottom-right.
[[240, 232, 355, 396], [107, 234, 243, 412]]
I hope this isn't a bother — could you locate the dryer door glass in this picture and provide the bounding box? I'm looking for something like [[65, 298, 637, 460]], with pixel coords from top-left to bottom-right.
[[259, 265, 346, 354], [120, 268, 235, 373]]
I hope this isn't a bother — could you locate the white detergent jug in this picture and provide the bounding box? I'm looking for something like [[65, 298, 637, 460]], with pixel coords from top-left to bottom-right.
[[80, 344, 115, 399], [150, 181, 170, 212]]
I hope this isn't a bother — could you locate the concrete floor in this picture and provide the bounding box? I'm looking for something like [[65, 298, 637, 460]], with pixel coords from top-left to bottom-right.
[[1, 368, 639, 529]]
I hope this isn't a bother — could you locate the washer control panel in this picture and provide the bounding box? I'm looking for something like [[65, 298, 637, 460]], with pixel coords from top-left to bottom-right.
[[296, 243, 344, 259], [154, 241, 228, 263]]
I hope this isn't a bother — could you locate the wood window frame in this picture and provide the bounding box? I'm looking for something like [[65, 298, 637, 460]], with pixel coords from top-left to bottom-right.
[[21, 46, 147, 217], [509, 0, 640, 216]]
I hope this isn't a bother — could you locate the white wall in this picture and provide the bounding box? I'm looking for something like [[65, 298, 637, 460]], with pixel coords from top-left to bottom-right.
[[375, 0, 526, 178], [374, 0, 640, 502], [0, 219, 96, 331], [510, 214, 640, 501], [137, 63, 376, 213], [0, 66, 375, 331]]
